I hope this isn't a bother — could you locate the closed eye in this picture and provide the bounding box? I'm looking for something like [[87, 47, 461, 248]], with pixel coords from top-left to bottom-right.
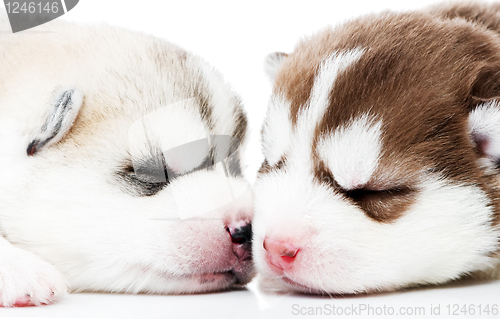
[[117, 155, 213, 197], [117, 135, 240, 197], [117, 165, 170, 197], [343, 185, 416, 223], [315, 161, 416, 222], [345, 186, 413, 201]]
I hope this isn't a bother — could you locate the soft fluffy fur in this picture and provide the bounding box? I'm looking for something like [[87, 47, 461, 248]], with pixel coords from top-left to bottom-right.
[[254, 1, 500, 294], [0, 17, 254, 306]]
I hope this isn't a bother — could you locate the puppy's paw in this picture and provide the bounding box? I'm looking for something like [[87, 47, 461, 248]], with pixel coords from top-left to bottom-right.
[[0, 248, 68, 307]]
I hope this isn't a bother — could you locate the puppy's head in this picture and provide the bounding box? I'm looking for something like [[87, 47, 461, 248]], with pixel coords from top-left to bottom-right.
[[0, 24, 253, 293], [254, 11, 500, 294]]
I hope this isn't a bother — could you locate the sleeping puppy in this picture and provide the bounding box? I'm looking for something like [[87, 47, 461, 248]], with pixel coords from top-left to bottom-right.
[[253, 1, 500, 294], [0, 18, 253, 306]]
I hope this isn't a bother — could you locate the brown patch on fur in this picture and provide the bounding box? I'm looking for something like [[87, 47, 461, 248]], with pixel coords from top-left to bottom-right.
[[196, 92, 214, 130], [276, 4, 500, 123], [231, 97, 248, 177], [233, 105, 247, 145], [225, 103, 247, 177], [273, 3, 500, 223], [345, 186, 416, 223], [258, 156, 286, 175], [313, 160, 338, 187], [258, 159, 272, 175]]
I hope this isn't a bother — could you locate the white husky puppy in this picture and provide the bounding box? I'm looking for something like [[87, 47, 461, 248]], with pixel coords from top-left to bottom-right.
[[0, 18, 253, 306]]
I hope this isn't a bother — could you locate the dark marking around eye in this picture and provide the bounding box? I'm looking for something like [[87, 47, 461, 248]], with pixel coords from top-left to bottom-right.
[[117, 154, 214, 197], [344, 186, 416, 223], [117, 134, 243, 197], [117, 156, 171, 197], [117, 170, 169, 197], [314, 160, 416, 223], [345, 186, 413, 201]]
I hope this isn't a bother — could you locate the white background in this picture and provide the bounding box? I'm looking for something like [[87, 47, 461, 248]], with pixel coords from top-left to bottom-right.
[[1, 0, 500, 318]]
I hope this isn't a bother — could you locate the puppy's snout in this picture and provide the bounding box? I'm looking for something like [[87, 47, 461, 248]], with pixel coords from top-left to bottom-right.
[[263, 238, 299, 271], [229, 224, 252, 244], [227, 224, 252, 261]]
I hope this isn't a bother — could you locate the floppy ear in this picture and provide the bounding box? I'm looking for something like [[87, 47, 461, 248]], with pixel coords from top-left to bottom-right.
[[470, 64, 500, 102], [467, 59, 500, 166], [469, 100, 500, 165], [264, 52, 288, 82], [27, 88, 83, 156]]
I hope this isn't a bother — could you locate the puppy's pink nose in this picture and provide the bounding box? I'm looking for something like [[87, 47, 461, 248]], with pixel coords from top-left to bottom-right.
[[263, 238, 299, 270]]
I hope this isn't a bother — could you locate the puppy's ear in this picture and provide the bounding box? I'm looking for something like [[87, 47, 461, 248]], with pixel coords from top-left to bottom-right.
[[27, 88, 83, 156], [469, 100, 500, 166], [264, 52, 288, 82], [467, 60, 500, 165], [470, 65, 500, 102]]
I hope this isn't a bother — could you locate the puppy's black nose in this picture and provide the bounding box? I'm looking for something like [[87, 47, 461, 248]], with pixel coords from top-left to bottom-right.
[[229, 224, 252, 244], [227, 224, 252, 261]]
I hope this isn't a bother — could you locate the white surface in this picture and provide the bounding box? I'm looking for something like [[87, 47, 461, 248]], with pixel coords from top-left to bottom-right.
[[1, 0, 499, 318], [1, 279, 499, 318]]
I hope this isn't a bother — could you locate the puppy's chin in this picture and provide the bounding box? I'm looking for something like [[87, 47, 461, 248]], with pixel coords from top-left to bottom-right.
[[183, 263, 256, 293], [121, 258, 254, 295], [162, 270, 248, 294], [191, 272, 239, 292], [280, 277, 327, 295], [254, 275, 334, 296]]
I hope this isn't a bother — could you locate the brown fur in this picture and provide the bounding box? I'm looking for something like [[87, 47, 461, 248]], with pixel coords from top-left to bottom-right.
[[430, 1, 500, 34], [271, 2, 500, 225], [258, 156, 286, 175]]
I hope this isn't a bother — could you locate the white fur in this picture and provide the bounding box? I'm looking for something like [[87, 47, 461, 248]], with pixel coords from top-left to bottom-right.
[[261, 96, 292, 165], [254, 167, 499, 293], [128, 99, 209, 175], [317, 114, 383, 190], [172, 165, 253, 220], [469, 100, 500, 164], [0, 237, 68, 306], [0, 19, 253, 306], [264, 52, 288, 82]]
